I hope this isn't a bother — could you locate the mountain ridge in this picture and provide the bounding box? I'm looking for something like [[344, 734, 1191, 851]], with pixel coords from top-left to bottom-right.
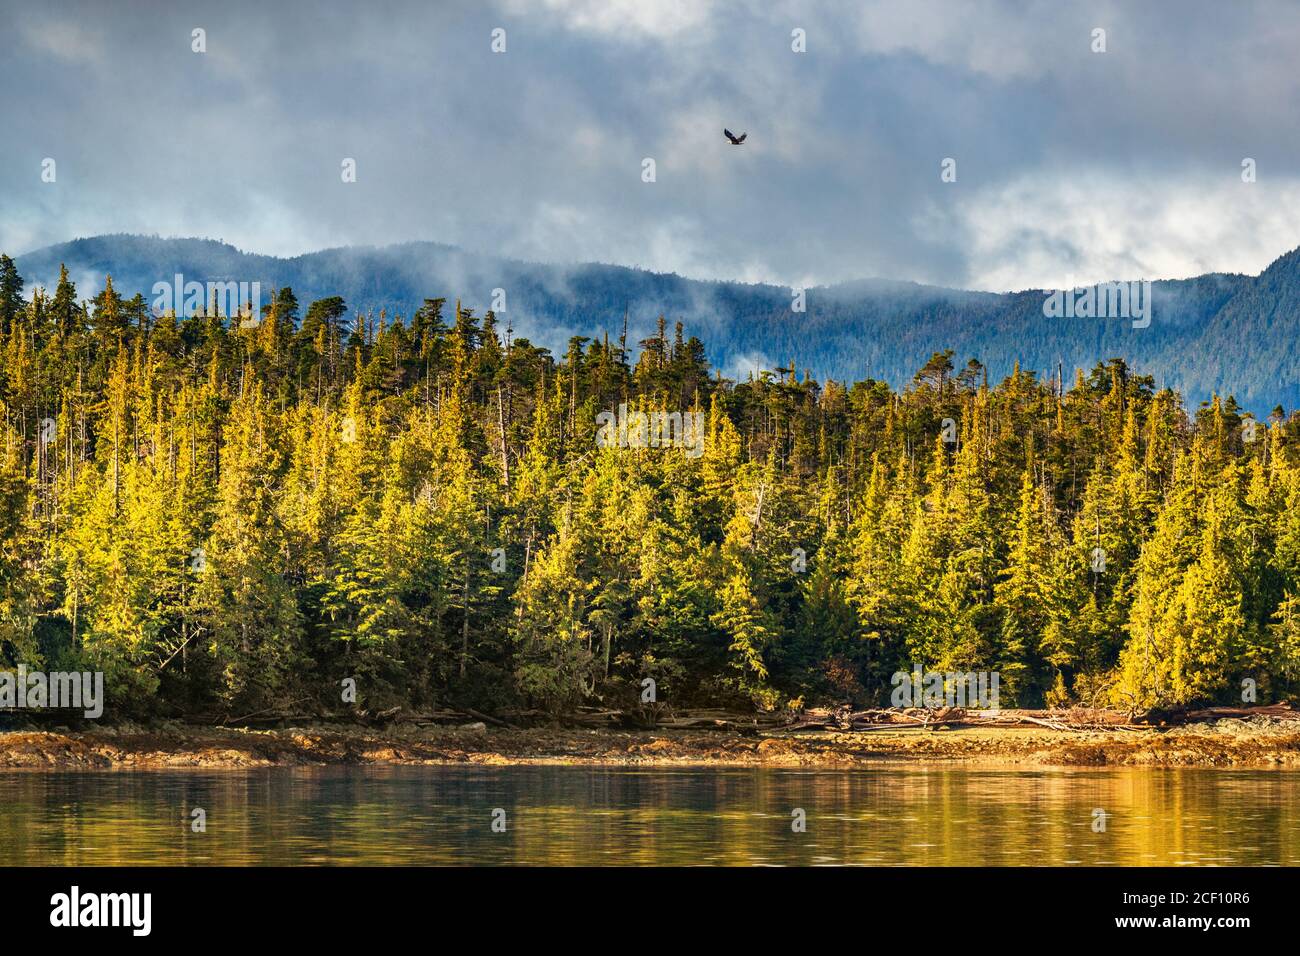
[[11, 234, 1298, 415]]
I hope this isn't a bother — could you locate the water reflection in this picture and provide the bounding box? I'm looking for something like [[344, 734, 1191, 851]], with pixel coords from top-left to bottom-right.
[[0, 766, 1295, 866]]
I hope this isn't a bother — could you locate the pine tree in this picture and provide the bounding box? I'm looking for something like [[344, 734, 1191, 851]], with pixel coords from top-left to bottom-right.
[[196, 384, 303, 712], [0, 248, 1298, 719], [0, 255, 24, 335]]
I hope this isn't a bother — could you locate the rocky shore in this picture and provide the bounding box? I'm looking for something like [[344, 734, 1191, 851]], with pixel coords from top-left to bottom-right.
[[2, 717, 1300, 769]]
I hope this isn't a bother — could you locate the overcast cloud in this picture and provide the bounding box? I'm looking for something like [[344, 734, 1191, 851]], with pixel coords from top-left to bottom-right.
[[3, 0, 1300, 291]]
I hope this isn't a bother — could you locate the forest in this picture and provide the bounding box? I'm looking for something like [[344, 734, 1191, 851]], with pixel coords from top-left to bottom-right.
[[19, 234, 1300, 416], [1, 251, 1299, 721]]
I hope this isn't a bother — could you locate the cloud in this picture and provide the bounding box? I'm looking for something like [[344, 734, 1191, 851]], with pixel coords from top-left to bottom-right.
[[3, 0, 1300, 293], [944, 169, 1300, 291], [17, 16, 107, 63], [723, 351, 774, 382], [506, 0, 717, 40]]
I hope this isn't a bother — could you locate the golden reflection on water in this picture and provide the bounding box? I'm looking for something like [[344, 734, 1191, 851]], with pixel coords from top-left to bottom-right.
[[0, 766, 1296, 866]]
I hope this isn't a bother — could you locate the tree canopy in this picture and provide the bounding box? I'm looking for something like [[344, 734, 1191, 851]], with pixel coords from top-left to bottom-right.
[[3, 260, 1300, 719]]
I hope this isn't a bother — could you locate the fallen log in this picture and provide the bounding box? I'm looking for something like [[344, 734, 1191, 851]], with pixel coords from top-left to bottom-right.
[[1181, 703, 1297, 720]]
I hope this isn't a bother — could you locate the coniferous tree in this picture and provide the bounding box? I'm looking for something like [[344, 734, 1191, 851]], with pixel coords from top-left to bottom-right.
[[0, 251, 1298, 717]]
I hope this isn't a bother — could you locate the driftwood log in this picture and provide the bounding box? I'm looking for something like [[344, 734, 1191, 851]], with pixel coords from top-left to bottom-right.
[[165, 700, 1298, 733], [756, 703, 1299, 734]]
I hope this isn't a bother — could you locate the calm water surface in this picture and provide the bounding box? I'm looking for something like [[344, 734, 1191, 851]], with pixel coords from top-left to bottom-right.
[[1, 766, 1296, 865]]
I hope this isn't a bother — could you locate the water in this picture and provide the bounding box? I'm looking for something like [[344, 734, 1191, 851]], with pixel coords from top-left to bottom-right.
[[0, 766, 1296, 866]]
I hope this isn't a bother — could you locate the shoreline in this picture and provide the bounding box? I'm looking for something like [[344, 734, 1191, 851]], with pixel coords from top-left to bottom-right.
[[3, 719, 1300, 770]]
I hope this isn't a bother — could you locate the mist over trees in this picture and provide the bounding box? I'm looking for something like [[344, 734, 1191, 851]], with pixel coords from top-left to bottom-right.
[[16, 234, 1300, 418], [3, 253, 1300, 719]]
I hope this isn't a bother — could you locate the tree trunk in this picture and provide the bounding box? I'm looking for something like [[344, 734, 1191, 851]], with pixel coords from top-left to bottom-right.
[[460, 556, 471, 678]]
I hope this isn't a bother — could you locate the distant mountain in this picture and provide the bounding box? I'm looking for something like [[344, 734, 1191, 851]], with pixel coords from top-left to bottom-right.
[[13, 234, 1300, 414]]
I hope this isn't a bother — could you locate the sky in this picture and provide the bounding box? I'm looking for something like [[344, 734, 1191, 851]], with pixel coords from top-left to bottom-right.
[[4, 0, 1300, 292]]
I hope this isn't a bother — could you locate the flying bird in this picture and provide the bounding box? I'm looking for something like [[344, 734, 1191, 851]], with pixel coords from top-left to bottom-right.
[[724, 129, 747, 145]]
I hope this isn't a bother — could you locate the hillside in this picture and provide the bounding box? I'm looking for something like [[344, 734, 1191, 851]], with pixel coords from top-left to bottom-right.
[[11, 234, 1297, 413]]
